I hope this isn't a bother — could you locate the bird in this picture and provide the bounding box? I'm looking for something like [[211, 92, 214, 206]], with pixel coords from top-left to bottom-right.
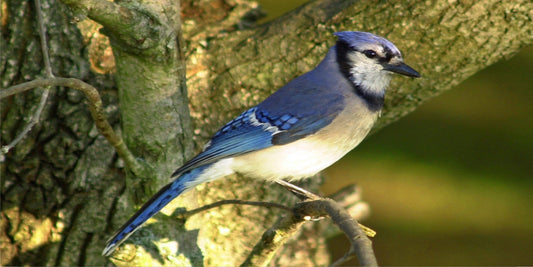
[[102, 31, 420, 256]]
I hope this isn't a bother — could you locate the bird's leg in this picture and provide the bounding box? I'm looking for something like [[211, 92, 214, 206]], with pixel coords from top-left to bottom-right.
[[275, 179, 320, 201], [275, 180, 326, 221]]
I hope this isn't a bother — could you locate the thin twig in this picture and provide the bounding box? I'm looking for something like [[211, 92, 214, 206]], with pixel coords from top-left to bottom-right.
[[177, 199, 292, 219], [329, 246, 356, 267], [2, 79, 55, 99], [1, 78, 145, 176], [1, 89, 49, 156], [36, 0, 53, 78]]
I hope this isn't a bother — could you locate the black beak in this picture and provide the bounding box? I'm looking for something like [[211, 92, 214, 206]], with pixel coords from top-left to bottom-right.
[[384, 62, 421, 78]]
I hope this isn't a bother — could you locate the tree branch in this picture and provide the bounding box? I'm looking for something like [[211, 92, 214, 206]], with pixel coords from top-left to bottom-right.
[[1, 78, 146, 177], [295, 199, 378, 267], [242, 182, 377, 267], [61, 0, 160, 52], [188, 0, 533, 137]]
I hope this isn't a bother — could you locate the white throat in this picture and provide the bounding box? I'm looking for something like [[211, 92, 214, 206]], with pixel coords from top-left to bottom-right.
[[346, 52, 392, 97], [349, 67, 392, 97]]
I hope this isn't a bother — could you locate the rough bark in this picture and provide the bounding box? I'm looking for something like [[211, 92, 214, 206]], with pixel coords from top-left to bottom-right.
[[1, 0, 531, 266], [1, 0, 119, 265]]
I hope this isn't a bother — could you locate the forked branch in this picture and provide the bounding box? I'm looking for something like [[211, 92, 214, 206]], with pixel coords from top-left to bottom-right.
[[242, 182, 377, 267]]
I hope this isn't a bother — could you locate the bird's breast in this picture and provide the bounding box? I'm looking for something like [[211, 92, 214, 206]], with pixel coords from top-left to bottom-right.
[[231, 95, 379, 180]]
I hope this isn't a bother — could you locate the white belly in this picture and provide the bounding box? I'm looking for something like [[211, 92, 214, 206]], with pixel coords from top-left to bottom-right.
[[231, 97, 378, 181]]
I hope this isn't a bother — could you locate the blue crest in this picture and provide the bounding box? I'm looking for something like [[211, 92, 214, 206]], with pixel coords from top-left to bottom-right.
[[334, 31, 401, 56]]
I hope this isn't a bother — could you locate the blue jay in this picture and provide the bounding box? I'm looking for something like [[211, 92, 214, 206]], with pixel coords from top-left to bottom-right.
[[103, 31, 420, 256]]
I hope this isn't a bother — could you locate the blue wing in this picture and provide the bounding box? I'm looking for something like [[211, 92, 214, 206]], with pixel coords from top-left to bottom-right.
[[170, 107, 275, 177], [171, 76, 345, 177], [258, 74, 345, 145]]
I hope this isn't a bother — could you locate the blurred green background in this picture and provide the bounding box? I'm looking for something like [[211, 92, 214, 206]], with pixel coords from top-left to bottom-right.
[[257, 1, 533, 265]]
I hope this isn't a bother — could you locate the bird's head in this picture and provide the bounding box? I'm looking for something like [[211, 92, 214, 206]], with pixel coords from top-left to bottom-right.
[[334, 31, 420, 97]]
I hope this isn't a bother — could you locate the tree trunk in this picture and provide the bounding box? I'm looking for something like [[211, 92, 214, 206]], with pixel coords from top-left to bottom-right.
[[1, 0, 531, 266], [1, 0, 120, 265]]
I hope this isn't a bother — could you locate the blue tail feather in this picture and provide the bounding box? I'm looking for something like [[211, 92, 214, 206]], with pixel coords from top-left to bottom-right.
[[102, 160, 234, 256], [102, 169, 198, 256]]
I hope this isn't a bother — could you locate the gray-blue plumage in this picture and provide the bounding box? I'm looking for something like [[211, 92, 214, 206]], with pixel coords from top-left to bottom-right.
[[102, 31, 420, 256]]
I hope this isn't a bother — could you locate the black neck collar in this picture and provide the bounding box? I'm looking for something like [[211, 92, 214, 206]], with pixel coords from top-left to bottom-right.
[[334, 42, 384, 112]]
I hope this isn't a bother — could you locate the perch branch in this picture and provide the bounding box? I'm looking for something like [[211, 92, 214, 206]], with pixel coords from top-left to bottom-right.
[[295, 199, 378, 266], [1, 78, 145, 177], [242, 183, 377, 267]]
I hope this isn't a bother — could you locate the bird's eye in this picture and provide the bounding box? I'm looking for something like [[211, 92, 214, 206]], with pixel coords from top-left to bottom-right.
[[363, 50, 377, 59]]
